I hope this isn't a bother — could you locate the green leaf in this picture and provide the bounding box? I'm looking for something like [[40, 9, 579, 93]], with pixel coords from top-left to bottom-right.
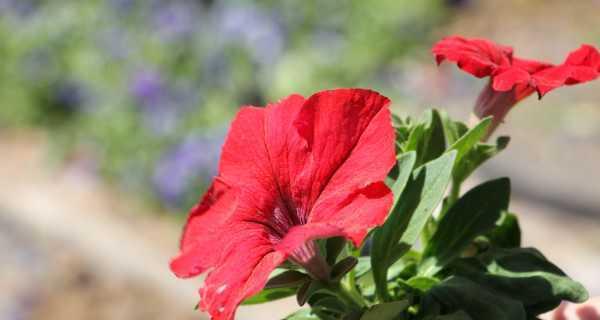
[[446, 117, 492, 167], [371, 151, 455, 301], [357, 251, 420, 298], [309, 294, 347, 318], [403, 110, 446, 166], [455, 247, 589, 315], [453, 136, 509, 185], [391, 151, 417, 203], [354, 257, 371, 278], [435, 311, 472, 320], [421, 178, 510, 276], [425, 276, 526, 320], [439, 111, 468, 146], [486, 212, 521, 248], [405, 276, 439, 293], [395, 151, 456, 254], [284, 308, 320, 320], [360, 300, 409, 320], [392, 113, 413, 147]]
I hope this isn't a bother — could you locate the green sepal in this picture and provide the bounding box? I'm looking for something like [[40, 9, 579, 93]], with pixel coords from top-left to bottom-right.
[[331, 257, 359, 282], [243, 269, 308, 305]]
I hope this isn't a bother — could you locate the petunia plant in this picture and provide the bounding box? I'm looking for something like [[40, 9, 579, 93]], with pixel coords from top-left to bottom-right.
[[170, 37, 599, 320]]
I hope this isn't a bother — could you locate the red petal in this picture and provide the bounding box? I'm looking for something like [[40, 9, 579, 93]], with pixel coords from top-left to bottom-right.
[[311, 181, 392, 246], [303, 98, 395, 246], [532, 44, 600, 97], [218, 106, 274, 201], [219, 95, 309, 232], [200, 246, 286, 320], [271, 89, 396, 251], [512, 57, 554, 74], [432, 36, 513, 78], [564, 44, 600, 71], [292, 89, 394, 211], [170, 179, 237, 278], [276, 223, 345, 254], [492, 67, 532, 92]]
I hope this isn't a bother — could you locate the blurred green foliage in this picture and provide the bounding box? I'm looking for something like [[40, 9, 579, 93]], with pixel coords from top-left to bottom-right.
[[0, 0, 451, 211]]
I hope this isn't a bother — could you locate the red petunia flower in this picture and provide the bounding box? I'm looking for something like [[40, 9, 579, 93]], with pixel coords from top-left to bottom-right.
[[170, 89, 396, 320], [432, 36, 600, 136]]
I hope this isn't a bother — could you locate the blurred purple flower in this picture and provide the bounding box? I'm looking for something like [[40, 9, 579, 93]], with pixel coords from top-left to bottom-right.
[[131, 70, 164, 106], [0, 0, 38, 18], [153, 1, 199, 40], [217, 4, 285, 65], [129, 70, 182, 135], [153, 130, 225, 208]]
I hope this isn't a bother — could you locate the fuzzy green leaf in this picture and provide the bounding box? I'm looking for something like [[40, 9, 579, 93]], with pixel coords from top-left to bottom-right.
[[439, 111, 468, 146], [405, 276, 440, 293], [425, 276, 526, 320], [421, 178, 510, 276], [392, 151, 417, 203], [435, 311, 472, 320], [360, 300, 409, 320], [452, 136, 509, 185], [486, 212, 521, 248], [455, 247, 589, 315], [446, 117, 492, 166], [371, 151, 455, 301], [403, 110, 446, 167]]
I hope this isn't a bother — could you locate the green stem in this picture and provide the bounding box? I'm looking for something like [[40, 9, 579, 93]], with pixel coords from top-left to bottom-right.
[[448, 180, 461, 208], [328, 281, 365, 311]]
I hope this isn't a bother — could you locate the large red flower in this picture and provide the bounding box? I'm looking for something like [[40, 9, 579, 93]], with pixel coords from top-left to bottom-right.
[[432, 36, 599, 136], [170, 89, 395, 320]]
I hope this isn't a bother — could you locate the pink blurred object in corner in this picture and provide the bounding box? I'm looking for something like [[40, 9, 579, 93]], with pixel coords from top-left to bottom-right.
[[550, 297, 600, 320]]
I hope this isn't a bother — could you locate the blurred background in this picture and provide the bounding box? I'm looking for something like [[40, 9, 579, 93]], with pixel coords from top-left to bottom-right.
[[0, 0, 598, 319]]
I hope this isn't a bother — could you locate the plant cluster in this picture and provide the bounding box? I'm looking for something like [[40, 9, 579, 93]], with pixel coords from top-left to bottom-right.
[[170, 36, 599, 319]]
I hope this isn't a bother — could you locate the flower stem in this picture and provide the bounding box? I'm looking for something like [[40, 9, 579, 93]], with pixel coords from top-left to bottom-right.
[[448, 180, 460, 208], [327, 280, 365, 311]]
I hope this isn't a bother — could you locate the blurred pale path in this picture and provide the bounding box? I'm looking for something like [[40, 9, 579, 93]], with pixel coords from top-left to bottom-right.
[[0, 133, 295, 319]]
